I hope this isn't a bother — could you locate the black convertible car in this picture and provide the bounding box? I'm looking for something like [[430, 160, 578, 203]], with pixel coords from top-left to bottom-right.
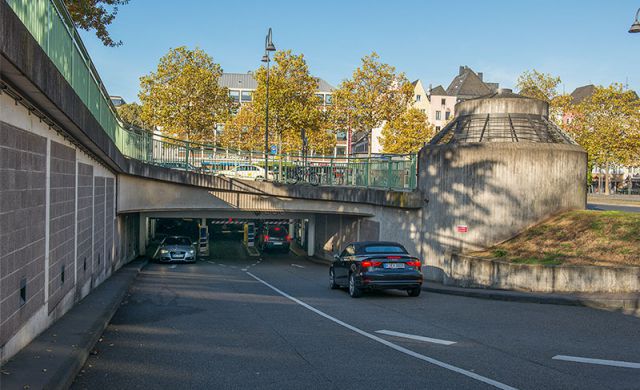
[[329, 241, 423, 298]]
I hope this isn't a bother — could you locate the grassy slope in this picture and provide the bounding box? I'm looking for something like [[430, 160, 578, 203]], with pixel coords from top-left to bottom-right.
[[471, 210, 640, 267]]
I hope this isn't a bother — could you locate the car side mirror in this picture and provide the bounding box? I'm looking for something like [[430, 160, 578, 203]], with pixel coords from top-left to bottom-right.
[[333, 254, 340, 261]]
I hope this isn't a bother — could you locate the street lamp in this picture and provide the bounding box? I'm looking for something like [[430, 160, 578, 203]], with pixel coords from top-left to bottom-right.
[[262, 28, 276, 179], [630, 8, 640, 33]]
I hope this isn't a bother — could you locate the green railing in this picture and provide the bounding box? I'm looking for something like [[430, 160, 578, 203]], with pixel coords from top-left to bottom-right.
[[7, 0, 418, 191]]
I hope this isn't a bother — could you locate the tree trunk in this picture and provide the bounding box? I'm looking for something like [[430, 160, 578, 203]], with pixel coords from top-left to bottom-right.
[[598, 167, 603, 193], [605, 161, 611, 195]]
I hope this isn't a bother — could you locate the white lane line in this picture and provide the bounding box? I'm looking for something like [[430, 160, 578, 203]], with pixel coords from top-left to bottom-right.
[[207, 261, 216, 264], [241, 268, 248, 271], [291, 264, 305, 269], [169, 265, 176, 269], [375, 330, 456, 346], [552, 355, 640, 369], [246, 272, 516, 390]]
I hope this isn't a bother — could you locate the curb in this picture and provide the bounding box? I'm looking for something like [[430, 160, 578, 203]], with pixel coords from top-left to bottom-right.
[[0, 258, 148, 390], [423, 282, 640, 317]]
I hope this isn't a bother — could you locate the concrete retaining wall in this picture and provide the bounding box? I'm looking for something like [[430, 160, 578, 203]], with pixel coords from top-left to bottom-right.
[[442, 253, 640, 293]]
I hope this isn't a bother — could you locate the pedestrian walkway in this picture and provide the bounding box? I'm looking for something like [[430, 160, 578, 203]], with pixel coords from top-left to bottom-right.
[[0, 259, 147, 390]]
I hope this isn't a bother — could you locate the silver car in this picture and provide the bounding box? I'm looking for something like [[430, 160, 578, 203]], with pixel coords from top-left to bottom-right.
[[154, 236, 197, 263]]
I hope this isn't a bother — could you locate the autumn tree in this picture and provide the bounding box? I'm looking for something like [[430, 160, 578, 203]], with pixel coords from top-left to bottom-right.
[[516, 69, 571, 125], [65, 0, 129, 47], [380, 108, 435, 154], [219, 105, 263, 152], [331, 52, 413, 156], [116, 102, 144, 128], [138, 46, 233, 142], [567, 84, 640, 194], [248, 50, 333, 155]]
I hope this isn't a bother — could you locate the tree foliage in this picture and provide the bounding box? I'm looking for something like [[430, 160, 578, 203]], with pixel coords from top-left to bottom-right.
[[116, 102, 144, 128], [567, 84, 640, 193], [138, 46, 233, 142], [221, 50, 334, 155], [65, 0, 129, 47], [331, 52, 413, 155], [380, 108, 434, 154], [516, 69, 571, 124], [219, 105, 263, 152]]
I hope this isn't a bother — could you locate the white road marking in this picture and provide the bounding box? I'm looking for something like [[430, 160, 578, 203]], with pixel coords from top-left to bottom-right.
[[246, 272, 516, 390], [169, 265, 176, 269], [219, 264, 226, 267], [207, 261, 215, 264], [375, 330, 456, 346], [552, 355, 640, 369], [291, 264, 305, 269], [241, 268, 248, 271]]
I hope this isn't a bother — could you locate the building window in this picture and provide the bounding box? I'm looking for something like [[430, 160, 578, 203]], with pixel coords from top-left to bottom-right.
[[445, 111, 451, 120], [420, 109, 426, 113], [416, 94, 421, 102], [325, 94, 332, 105], [241, 91, 252, 102], [335, 146, 346, 156], [229, 90, 240, 103], [436, 111, 441, 120], [436, 126, 441, 131], [441, 98, 446, 106]]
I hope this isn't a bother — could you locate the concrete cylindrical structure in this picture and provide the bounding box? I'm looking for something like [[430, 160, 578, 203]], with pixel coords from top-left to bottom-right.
[[420, 91, 587, 282]]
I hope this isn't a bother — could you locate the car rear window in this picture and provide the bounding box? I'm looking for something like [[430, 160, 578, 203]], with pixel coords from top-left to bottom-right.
[[361, 245, 407, 254], [165, 237, 191, 246], [268, 227, 288, 238]]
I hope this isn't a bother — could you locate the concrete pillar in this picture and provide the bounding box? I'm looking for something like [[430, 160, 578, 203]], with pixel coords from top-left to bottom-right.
[[288, 220, 295, 240], [307, 215, 316, 257], [150, 218, 156, 240], [139, 215, 148, 256]]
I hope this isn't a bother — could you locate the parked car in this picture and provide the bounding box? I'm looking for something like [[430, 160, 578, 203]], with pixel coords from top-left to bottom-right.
[[330, 241, 422, 298], [157, 162, 201, 172], [258, 225, 291, 252], [216, 164, 274, 181], [154, 236, 197, 263]]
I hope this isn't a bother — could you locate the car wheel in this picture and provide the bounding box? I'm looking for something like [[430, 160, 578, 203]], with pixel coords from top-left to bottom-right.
[[256, 175, 264, 181], [348, 273, 362, 298], [407, 287, 421, 297], [329, 268, 339, 289]]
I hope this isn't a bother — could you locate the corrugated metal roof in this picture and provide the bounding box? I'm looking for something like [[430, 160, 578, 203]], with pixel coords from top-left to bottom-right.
[[219, 73, 334, 92]]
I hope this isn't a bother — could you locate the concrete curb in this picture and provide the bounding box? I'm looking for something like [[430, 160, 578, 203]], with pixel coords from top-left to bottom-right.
[[0, 258, 148, 390], [424, 282, 640, 317]]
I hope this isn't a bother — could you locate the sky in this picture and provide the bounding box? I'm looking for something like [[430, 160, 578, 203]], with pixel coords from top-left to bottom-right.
[[78, 0, 640, 104]]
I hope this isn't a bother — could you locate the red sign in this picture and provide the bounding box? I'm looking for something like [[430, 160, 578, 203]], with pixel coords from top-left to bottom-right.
[[456, 225, 468, 233]]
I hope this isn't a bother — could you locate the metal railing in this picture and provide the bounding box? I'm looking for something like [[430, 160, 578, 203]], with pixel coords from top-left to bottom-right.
[[7, 0, 418, 191]]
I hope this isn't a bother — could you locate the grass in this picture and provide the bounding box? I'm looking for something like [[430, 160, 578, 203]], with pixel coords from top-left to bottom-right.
[[471, 210, 640, 267]]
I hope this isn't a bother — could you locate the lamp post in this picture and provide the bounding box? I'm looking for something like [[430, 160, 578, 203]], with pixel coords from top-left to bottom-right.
[[630, 8, 640, 33], [262, 28, 276, 179]]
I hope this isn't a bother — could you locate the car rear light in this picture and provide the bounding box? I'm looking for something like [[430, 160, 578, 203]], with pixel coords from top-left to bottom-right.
[[361, 260, 382, 268], [285, 235, 292, 241], [264, 235, 269, 241], [405, 260, 421, 268]]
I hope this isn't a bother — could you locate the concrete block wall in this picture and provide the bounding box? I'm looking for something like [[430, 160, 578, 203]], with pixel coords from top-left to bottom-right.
[[0, 92, 137, 364]]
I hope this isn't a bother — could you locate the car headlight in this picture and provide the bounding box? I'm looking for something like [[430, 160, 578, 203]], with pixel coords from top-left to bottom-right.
[[160, 249, 169, 254], [188, 249, 195, 255]]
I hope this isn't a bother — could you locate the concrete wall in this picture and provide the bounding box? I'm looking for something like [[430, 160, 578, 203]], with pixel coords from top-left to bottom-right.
[[0, 92, 138, 364], [419, 142, 587, 281], [444, 254, 640, 293]]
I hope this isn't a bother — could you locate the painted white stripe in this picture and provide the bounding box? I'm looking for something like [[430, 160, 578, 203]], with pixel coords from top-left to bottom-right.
[[291, 264, 305, 269], [169, 265, 176, 269], [375, 330, 456, 346], [246, 272, 516, 390], [207, 261, 216, 264], [553, 355, 640, 369]]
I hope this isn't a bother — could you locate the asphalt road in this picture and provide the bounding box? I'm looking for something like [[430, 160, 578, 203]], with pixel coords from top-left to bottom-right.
[[71, 237, 640, 389], [587, 203, 640, 213]]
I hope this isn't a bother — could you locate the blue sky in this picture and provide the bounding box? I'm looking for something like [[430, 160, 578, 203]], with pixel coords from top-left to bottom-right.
[[78, 0, 640, 103]]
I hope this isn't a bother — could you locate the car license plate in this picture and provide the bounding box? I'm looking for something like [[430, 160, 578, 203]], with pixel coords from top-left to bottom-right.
[[273, 242, 282, 245], [173, 254, 184, 259], [384, 263, 405, 269]]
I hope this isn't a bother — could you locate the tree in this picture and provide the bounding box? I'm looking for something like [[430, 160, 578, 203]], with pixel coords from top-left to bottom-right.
[[219, 105, 263, 152], [250, 50, 333, 155], [138, 46, 233, 142], [516, 69, 571, 125], [65, 0, 129, 47], [331, 52, 413, 156], [380, 108, 435, 154], [567, 84, 640, 194], [116, 102, 144, 128]]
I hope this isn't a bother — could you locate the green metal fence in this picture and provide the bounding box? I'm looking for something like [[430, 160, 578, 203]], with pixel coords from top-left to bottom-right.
[[7, 0, 418, 191]]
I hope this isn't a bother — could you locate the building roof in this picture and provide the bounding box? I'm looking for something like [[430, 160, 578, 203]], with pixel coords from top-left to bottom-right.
[[218, 72, 334, 93], [570, 84, 596, 104], [446, 66, 494, 98], [429, 85, 447, 96]]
